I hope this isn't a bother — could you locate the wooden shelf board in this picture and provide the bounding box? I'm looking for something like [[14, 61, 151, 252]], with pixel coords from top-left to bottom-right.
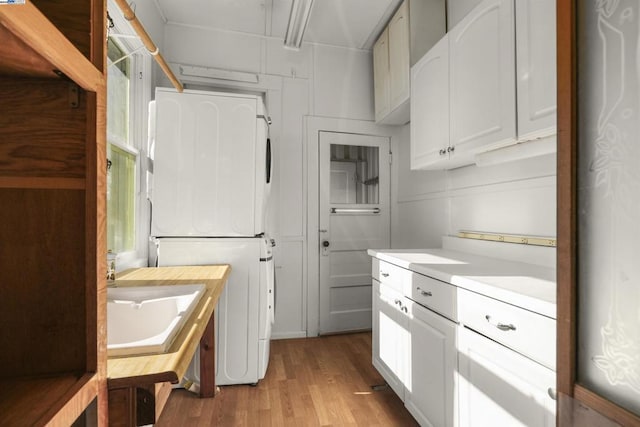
[[0, 372, 97, 427], [0, 176, 85, 190], [0, 2, 103, 91]]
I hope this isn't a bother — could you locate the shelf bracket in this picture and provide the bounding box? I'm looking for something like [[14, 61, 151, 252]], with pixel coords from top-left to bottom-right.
[[68, 83, 79, 108]]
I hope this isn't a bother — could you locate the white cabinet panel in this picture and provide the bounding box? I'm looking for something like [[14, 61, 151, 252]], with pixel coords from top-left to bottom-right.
[[449, 0, 516, 153], [408, 271, 458, 321], [410, 35, 449, 169], [373, 28, 391, 122], [279, 78, 308, 237], [272, 240, 306, 338], [389, 0, 410, 111], [374, 259, 410, 295], [372, 279, 408, 400], [405, 300, 457, 427], [458, 287, 556, 370], [515, 0, 557, 140], [458, 326, 556, 427]]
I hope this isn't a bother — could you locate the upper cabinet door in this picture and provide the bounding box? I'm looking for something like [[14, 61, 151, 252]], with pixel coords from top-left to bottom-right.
[[388, 0, 410, 111], [410, 35, 449, 170], [449, 0, 516, 153], [373, 27, 391, 122], [515, 0, 556, 140]]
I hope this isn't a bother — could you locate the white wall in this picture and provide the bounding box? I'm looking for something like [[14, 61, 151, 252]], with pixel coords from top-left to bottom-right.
[[128, 1, 166, 87], [159, 23, 375, 338], [313, 45, 374, 120], [393, 124, 557, 249]]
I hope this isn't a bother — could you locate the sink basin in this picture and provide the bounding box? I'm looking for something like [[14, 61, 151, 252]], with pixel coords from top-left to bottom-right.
[[107, 283, 206, 357]]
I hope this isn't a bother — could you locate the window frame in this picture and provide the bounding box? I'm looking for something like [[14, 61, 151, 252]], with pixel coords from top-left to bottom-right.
[[106, 10, 153, 270]]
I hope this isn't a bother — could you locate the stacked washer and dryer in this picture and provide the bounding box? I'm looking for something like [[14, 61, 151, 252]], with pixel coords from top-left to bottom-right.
[[148, 88, 275, 386]]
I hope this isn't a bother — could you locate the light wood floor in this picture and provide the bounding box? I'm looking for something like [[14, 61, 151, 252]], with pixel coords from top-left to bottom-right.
[[156, 332, 418, 426]]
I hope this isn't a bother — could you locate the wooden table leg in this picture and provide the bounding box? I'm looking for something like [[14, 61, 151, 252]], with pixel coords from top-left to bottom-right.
[[199, 310, 216, 398]]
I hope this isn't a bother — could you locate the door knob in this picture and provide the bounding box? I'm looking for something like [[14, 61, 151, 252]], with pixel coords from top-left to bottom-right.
[[322, 240, 330, 248]]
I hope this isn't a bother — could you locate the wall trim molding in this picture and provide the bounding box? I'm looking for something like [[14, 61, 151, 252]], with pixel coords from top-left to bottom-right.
[[271, 331, 308, 340]]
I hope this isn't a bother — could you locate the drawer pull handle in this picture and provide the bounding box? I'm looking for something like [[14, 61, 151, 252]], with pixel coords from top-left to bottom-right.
[[485, 315, 516, 331], [417, 287, 432, 297], [381, 272, 390, 277], [402, 306, 408, 313], [548, 388, 557, 401], [394, 299, 401, 306]]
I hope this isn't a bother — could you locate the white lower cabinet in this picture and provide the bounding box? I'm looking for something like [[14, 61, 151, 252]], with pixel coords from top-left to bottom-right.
[[405, 299, 457, 427], [373, 275, 457, 427], [457, 326, 556, 427], [371, 257, 556, 427], [372, 279, 408, 400]]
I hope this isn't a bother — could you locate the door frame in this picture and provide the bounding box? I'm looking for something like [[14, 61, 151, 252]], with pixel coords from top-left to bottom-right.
[[557, 1, 640, 425], [305, 116, 402, 337]]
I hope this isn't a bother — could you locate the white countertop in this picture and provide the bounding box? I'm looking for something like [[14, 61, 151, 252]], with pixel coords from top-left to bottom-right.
[[368, 248, 556, 319]]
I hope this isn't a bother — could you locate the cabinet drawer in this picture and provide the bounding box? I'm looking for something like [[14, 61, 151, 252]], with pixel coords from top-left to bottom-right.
[[409, 273, 458, 322], [458, 288, 556, 370], [372, 259, 410, 294]]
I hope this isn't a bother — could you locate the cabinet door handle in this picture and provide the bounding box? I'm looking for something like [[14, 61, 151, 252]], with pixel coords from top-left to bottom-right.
[[394, 299, 401, 306], [485, 315, 516, 331], [402, 306, 408, 313], [448, 146, 455, 152], [417, 287, 432, 297], [381, 272, 389, 277]]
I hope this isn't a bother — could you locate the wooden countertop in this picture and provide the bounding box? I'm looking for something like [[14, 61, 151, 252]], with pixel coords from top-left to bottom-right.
[[107, 265, 230, 389]]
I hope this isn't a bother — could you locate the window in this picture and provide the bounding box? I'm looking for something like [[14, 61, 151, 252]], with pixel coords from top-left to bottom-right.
[[107, 38, 138, 254]]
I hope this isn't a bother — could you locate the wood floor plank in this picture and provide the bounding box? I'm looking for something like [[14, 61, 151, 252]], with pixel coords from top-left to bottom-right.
[[156, 332, 418, 426]]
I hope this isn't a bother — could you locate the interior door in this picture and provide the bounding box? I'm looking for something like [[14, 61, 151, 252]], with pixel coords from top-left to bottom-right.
[[318, 131, 390, 334]]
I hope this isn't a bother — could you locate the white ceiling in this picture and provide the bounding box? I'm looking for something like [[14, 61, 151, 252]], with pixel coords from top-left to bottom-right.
[[154, 0, 402, 50]]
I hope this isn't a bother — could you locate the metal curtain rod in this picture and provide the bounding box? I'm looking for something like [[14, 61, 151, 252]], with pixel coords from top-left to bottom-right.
[[112, 0, 184, 92]]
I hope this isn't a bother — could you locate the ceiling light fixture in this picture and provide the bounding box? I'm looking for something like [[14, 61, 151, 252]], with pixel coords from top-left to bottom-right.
[[284, 0, 315, 50]]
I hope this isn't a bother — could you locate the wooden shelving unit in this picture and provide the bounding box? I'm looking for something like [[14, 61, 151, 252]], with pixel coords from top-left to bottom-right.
[[0, 0, 107, 425]]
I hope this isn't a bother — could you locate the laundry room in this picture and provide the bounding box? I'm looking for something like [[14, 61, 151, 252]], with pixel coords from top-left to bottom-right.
[[0, 0, 639, 426]]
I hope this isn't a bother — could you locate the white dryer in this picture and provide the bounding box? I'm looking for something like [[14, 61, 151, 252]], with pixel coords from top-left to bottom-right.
[[151, 88, 272, 237]]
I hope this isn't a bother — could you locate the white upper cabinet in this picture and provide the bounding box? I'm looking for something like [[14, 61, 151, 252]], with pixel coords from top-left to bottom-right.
[[374, 0, 446, 125], [410, 0, 556, 170], [515, 0, 557, 140], [410, 35, 450, 169], [449, 0, 516, 153], [388, 1, 411, 111], [373, 28, 391, 122]]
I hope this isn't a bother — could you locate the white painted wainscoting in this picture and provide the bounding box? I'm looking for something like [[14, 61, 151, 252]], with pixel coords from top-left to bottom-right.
[[393, 123, 556, 249]]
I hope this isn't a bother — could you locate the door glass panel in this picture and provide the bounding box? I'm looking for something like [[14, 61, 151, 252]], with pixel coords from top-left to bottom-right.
[[577, 1, 640, 415], [329, 144, 379, 204]]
